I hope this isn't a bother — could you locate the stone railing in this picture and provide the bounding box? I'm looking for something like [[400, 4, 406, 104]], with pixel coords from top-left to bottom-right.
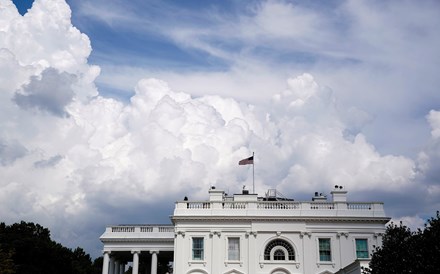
[[105, 225, 174, 235], [347, 203, 372, 210], [174, 201, 386, 218], [111, 226, 135, 233], [100, 225, 175, 244], [257, 202, 301, 209]]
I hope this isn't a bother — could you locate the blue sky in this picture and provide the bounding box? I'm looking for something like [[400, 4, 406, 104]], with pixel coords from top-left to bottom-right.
[[3, 0, 440, 258]]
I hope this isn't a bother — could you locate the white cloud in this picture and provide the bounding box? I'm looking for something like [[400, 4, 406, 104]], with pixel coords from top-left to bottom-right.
[[427, 110, 440, 139], [0, 138, 28, 165], [415, 110, 440, 202], [13, 68, 76, 117], [392, 215, 426, 231]]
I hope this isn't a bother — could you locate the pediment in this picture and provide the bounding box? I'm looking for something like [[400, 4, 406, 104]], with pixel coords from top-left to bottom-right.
[[224, 269, 245, 274], [316, 271, 333, 274], [270, 267, 291, 274], [187, 269, 209, 274]]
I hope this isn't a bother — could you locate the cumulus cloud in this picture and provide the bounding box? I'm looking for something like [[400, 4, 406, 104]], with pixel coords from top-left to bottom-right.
[[392, 215, 426, 231], [427, 110, 440, 139], [414, 110, 440, 211], [13, 68, 76, 117], [34, 154, 63, 168], [1, 0, 439, 258], [0, 138, 28, 166]]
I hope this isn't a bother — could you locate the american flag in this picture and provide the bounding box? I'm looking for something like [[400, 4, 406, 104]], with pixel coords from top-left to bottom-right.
[[238, 155, 254, 165]]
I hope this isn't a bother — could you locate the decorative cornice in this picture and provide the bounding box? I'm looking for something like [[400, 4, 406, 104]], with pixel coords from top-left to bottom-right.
[[209, 231, 221, 237], [300, 231, 312, 238], [317, 262, 335, 268], [245, 231, 257, 238], [224, 261, 243, 267], [373, 232, 384, 238], [336, 232, 349, 238], [175, 231, 185, 238], [188, 261, 206, 267]]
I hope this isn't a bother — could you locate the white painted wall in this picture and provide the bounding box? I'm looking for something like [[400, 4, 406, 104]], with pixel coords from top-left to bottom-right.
[[171, 186, 388, 274], [101, 186, 388, 274]]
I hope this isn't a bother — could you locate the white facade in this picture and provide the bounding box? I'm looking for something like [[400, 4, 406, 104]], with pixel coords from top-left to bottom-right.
[[100, 186, 389, 274]]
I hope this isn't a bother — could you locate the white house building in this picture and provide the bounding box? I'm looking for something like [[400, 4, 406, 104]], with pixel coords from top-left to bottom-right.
[[100, 185, 389, 274]]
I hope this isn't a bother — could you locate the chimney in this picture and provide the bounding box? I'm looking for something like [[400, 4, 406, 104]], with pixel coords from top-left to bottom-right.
[[331, 185, 347, 202], [312, 191, 327, 202], [209, 186, 224, 201]]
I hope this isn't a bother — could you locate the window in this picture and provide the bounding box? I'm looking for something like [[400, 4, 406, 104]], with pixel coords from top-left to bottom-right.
[[319, 238, 331, 261], [264, 239, 295, 260], [273, 249, 285, 260], [356, 239, 369, 258], [192, 237, 204, 260], [228, 237, 240, 260]]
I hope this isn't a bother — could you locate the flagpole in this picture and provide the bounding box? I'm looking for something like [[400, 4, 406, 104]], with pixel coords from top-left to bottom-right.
[[252, 151, 255, 194]]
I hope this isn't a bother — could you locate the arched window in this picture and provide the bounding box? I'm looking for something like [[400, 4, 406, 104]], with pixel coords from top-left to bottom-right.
[[273, 249, 285, 260], [264, 239, 295, 260]]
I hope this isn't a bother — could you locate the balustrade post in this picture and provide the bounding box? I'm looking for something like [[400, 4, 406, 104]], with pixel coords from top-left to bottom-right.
[[373, 203, 384, 211], [335, 202, 348, 210], [248, 201, 257, 210], [212, 201, 221, 209], [302, 202, 311, 210]]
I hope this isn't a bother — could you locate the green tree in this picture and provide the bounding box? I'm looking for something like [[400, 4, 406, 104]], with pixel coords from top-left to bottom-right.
[[368, 211, 440, 274], [71, 247, 94, 274], [0, 245, 16, 274], [0, 221, 101, 274], [92, 256, 104, 274], [419, 211, 440, 272]]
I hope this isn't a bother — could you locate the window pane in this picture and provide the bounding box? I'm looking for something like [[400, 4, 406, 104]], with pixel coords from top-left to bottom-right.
[[228, 237, 240, 260], [192, 237, 204, 260], [356, 239, 369, 258], [319, 238, 331, 261], [273, 249, 285, 260]]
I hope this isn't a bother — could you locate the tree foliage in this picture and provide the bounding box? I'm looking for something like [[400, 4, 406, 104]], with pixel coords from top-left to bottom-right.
[[367, 211, 440, 274], [0, 245, 15, 274], [0, 221, 102, 274]]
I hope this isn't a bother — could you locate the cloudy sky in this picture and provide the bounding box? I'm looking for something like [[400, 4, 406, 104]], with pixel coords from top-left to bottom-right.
[[2, 0, 440, 258]]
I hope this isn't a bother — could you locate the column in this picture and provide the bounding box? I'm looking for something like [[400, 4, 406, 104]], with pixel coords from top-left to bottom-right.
[[115, 261, 120, 274], [150, 250, 159, 274], [132, 250, 141, 274], [102, 251, 110, 274], [119, 263, 125, 274], [109, 256, 115, 274]]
